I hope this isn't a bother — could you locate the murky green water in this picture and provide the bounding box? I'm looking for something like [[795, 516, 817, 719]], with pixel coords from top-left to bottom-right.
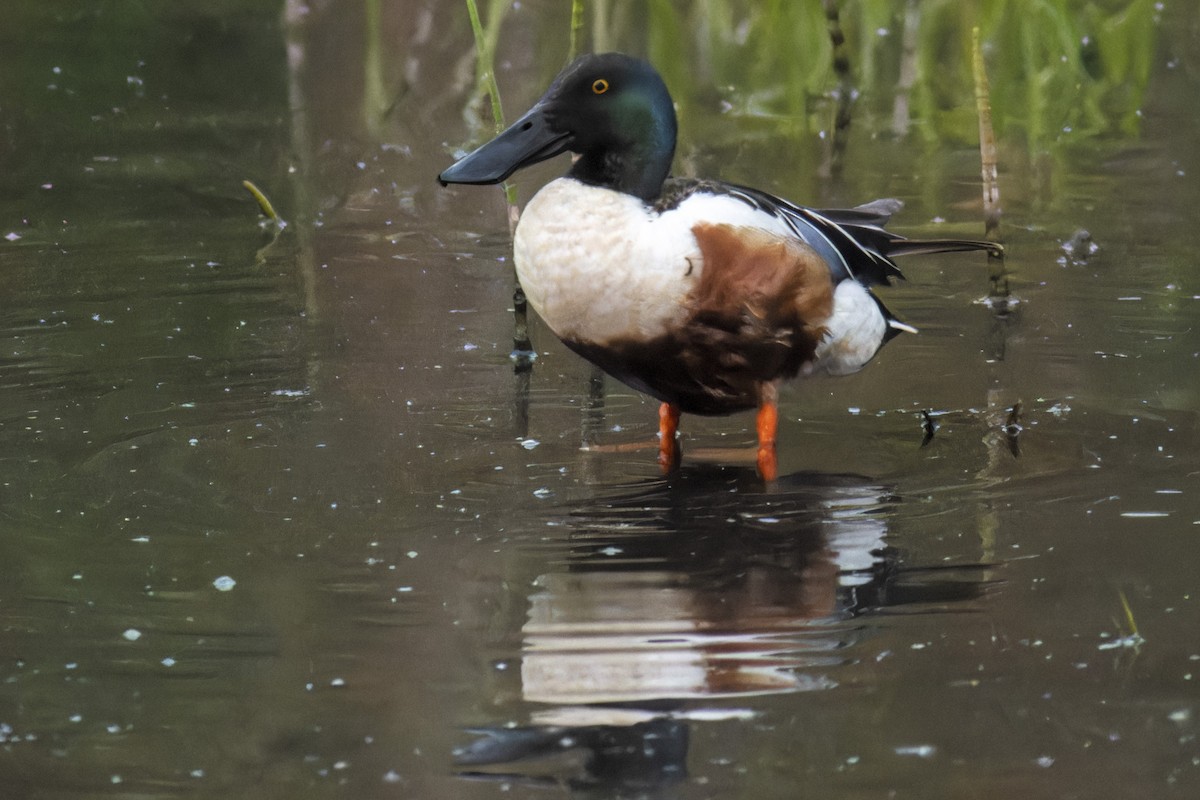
[[2, 1, 1198, 798]]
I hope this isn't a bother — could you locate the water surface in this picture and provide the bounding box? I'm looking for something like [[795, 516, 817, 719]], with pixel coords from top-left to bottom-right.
[[1, 2, 1198, 798]]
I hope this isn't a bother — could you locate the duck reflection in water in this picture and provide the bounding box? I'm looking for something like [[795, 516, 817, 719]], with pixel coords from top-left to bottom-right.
[[455, 466, 993, 794]]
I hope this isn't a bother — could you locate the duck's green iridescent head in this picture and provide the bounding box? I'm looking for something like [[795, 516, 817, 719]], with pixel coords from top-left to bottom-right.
[[439, 53, 678, 202]]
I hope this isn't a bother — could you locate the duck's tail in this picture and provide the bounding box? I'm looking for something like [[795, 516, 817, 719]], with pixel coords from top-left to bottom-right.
[[820, 198, 1004, 260], [886, 237, 1004, 259]]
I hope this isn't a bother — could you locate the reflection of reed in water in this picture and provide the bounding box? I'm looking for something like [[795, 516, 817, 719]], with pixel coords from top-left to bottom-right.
[[457, 467, 994, 791]]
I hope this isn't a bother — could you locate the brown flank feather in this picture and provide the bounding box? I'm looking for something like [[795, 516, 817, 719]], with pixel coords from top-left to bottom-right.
[[689, 223, 833, 340]]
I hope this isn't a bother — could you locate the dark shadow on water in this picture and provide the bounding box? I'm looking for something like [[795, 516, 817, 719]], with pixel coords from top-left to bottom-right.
[[457, 717, 688, 796], [455, 465, 996, 795]]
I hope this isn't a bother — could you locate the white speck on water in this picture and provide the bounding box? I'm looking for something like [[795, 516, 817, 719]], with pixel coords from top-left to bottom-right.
[[69, 714, 83, 723], [599, 546, 623, 556], [894, 745, 937, 758], [190, 769, 205, 779], [122, 629, 141, 642], [331, 677, 346, 687], [110, 775, 123, 785], [161, 657, 176, 667], [383, 770, 403, 783], [1120, 511, 1169, 518], [188, 438, 199, 446], [521, 438, 539, 450], [131, 536, 149, 543], [4, 232, 20, 242], [533, 487, 552, 498], [406, 551, 418, 559], [1036, 756, 1055, 768], [106, 724, 121, 734], [212, 575, 236, 592]]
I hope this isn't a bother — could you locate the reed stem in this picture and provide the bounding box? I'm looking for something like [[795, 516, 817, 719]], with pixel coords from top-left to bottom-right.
[[465, 0, 520, 225], [972, 26, 1002, 240], [464, 0, 531, 364], [568, 0, 585, 61]]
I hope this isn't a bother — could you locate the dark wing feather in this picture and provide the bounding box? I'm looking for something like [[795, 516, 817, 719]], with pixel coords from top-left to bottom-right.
[[657, 178, 1002, 287]]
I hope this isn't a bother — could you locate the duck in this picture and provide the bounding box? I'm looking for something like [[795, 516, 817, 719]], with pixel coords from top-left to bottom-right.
[[438, 52, 1001, 480]]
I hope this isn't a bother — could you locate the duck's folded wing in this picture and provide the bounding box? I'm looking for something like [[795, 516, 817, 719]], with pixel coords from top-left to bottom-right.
[[659, 178, 1000, 287]]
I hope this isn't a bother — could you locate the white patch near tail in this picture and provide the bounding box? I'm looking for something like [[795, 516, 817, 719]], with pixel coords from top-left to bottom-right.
[[811, 281, 889, 376]]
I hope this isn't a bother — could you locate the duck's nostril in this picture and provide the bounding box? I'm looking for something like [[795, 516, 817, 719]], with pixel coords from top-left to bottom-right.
[[521, 121, 533, 131]]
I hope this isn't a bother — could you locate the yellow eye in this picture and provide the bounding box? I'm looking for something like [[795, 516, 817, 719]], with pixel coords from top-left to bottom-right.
[[592, 78, 609, 95]]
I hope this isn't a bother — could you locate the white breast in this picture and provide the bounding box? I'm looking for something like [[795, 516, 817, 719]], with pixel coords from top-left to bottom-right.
[[512, 178, 793, 345]]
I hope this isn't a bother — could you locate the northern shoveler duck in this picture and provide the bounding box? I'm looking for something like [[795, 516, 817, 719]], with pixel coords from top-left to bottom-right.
[[439, 53, 1001, 480]]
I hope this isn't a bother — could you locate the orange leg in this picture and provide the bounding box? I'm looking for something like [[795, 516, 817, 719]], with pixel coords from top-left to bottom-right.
[[658, 402, 681, 473], [755, 383, 779, 482]]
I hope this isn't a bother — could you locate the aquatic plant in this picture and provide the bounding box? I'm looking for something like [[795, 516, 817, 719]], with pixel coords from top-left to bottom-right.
[[549, 0, 1159, 151]]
